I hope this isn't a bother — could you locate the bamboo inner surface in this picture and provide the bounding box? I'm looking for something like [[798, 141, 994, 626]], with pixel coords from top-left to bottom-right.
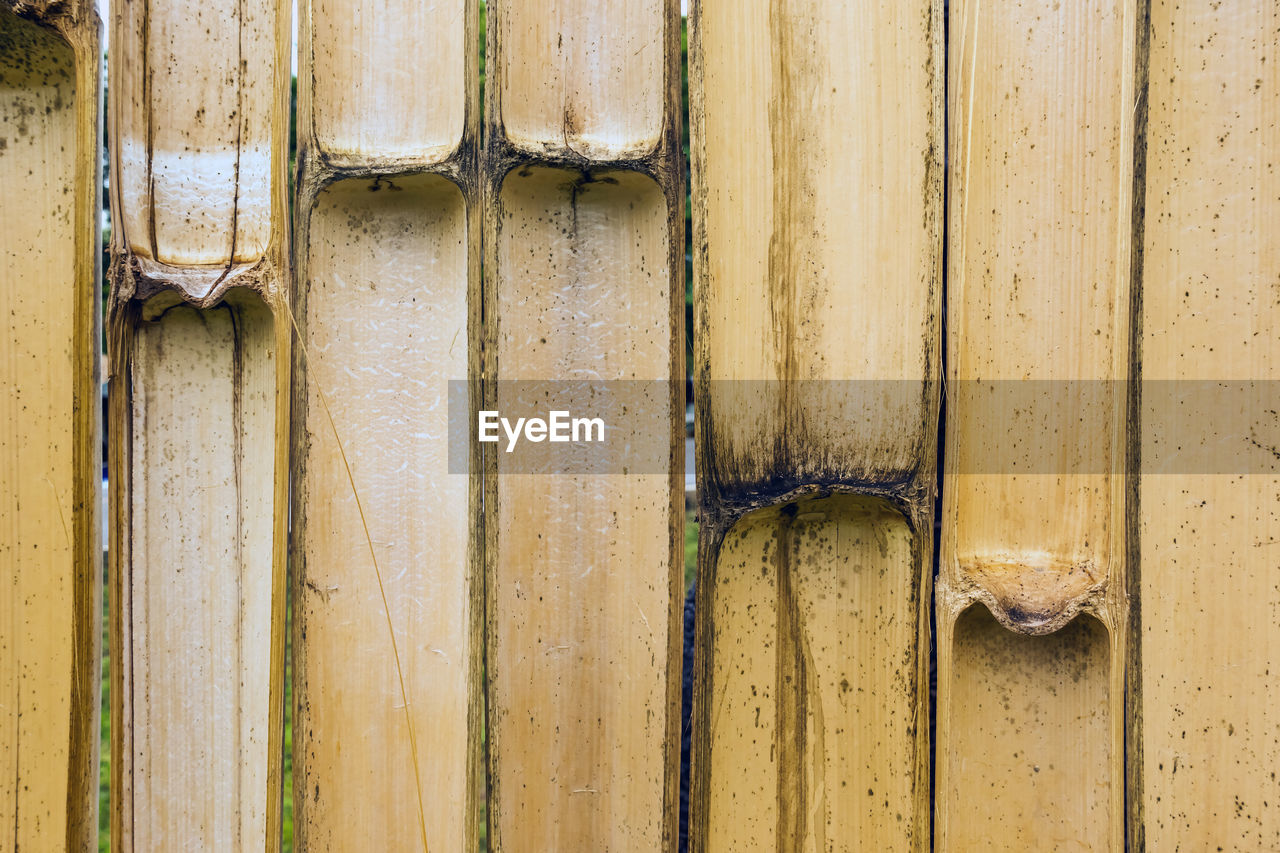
[[308, 0, 466, 161], [488, 167, 675, 851], [114, 0, 279, 265], [0, 12, 87, 850], [940, 607, 1112, 852], [1138, 1, 1280, 847], [494, 0, 664, 159], [120, 292, 276, 851], [944, 0, 1134, 630], [293, 175, 473, 851], [705, 496, 921, 853], [936, 2, 1133, 849], [696, 0, 938, 492]]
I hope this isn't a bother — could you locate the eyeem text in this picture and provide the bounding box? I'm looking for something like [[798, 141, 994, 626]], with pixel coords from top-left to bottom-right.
[[478, 410, 607, 452]]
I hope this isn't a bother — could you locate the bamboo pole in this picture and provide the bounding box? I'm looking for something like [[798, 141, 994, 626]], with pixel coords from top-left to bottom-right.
[[0, 1, 100, 848], [688, 0, 943, 850], [289, 0, 481, 849], [1134, 2, 1280, 848], [482, 0, 684, 849], [106, 0, 291, 848], [935, 1, 1139, 849]]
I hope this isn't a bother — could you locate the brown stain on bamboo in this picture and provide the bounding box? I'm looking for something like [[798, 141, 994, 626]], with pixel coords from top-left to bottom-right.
[[0, 2, 100, 848], [764, 6, 815, 403], [772, 506, 805, 853]]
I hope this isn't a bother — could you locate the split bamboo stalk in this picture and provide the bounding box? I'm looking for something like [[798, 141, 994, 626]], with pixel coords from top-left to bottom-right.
[[1134, 3, 1280, 848], [688, 0, 943, 850], [106, 0, 291, 848], [483, 0, 685, 849], [0, 1, 100, 848], [935, 1, 1139, 849], [290, 0, 481, 849]]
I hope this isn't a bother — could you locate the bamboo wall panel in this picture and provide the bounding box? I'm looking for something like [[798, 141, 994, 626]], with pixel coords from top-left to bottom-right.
[[689, 0, 942, 849], [1136, 2, 1280, 848], [107, 0, 291, 848], [0, 2, 100, 848], [484, 1, 684, 848], [936, 1, 1136, 849], [292, 0, 481, 849]]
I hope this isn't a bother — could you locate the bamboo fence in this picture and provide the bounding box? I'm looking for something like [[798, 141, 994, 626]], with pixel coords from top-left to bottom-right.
[[0, 0, 1275, 850]]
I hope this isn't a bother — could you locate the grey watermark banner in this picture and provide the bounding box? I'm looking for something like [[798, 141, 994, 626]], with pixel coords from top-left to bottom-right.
[[446, 380, 1280, 475]]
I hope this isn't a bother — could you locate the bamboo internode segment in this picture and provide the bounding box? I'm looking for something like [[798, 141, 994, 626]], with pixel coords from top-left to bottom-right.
[[115, 0, 277, 269], [483, 1, 684, 849], [704, 497, 922, 852], [107, 0, 292, 848], [0, 2, 100, 848], [487, 168, 676, 850], [694, 0, 941, 500], [944, 608, 1113, 851], [936, 1, 1137, 849], [493, 0, 665, 159], [1136, 2, 1280, 848], [309, 0, 466, 164], [123, 293, 278, 849], [294, 178, 476, 852], [292, 0, 481, 843], [689, 0, 942, 849], [941, 0, 1136, 635]]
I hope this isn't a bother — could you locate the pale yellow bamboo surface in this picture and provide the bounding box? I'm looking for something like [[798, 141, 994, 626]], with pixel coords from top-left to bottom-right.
[[704, 497, 922, 853], [944, 608, 1113, 851], [689, 0, 941, 850], [494, 0, 665, 159], [695, 0, 941, 495], [1136, 2, 1280, 848], [108, 0, 291, 848], [291, 0, 480, 840], [122, 292, 277, 850], [486, 166, 680, 852], [309, 0, 466, 163], [293, 176, 477, 852], [936, 0, 1136, 849], [484, 1, 684, 847], [114, 0, 277, 268], [0, 2, 100, 848]]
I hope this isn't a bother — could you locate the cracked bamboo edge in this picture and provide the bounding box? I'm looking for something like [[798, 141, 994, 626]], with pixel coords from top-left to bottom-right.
[[0, 1, 101, 848], [688, 0, 944, 850], [106, 0, 292, 848], [289, 0, 482, 849], [482, 0, 685, 849], [934, 1, 1142, 850]]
